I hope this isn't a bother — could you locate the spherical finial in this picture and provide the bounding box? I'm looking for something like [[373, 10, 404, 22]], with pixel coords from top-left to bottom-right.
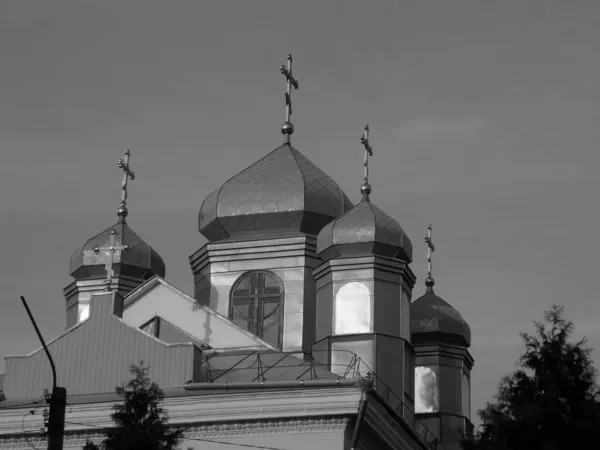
[[117, 204, 128, 220], [425, 275, 435, 292], [360, 182, 372, 202], [281, 121, 294, 136]]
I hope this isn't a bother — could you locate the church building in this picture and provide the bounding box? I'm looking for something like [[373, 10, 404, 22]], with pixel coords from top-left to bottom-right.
[[0, 55, 473, 450]]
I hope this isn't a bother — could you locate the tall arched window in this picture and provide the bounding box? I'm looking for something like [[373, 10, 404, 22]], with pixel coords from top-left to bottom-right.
[[230, 271, 283, 349]]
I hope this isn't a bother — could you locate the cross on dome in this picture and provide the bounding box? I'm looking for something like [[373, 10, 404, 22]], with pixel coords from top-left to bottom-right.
[[280, 54, 299, 143], [93, 230, 129, 291], [360, 125, 374, 202], [116, 149, 135, 221], [424, 224, 436, 290]]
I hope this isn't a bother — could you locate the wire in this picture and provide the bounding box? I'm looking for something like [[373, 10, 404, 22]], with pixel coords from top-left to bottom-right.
[[183, 436, 285, 449], [20, 399, 44, 450], [0, 399, 45, 410], [65, 420, 106, 429]]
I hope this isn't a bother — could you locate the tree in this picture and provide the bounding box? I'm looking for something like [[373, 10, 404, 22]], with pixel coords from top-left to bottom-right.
[[84, 363, 186, 450], [463, 305, 600, 450]]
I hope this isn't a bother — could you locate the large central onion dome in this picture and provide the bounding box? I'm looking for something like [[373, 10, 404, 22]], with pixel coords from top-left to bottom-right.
[[199, 143, 353, 241], [70, 219, 165, 281]]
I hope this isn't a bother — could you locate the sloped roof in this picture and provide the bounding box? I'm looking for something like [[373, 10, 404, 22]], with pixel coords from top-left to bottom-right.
[[123, 277, 276, 351], [199, 144, 353, 241], [317, 200, 412, 262], [70, 219, 165, 280], [411, 287, 471, 347], [3, 291, 200, 400]]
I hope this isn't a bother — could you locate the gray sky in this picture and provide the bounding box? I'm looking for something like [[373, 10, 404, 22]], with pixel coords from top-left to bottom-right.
[[1, 0, 599, 425]]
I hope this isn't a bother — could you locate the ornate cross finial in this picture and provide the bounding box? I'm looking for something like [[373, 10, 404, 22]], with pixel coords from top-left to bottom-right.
[[93, 230, 129, 291], [360, 125, 374, 202], [116, 149, 135, 222], [280, 54, 299, 143], [424, 224, 436, 291]]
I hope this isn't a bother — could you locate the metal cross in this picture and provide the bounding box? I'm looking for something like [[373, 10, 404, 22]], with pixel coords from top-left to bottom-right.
[[424, 224, 436, 279], [116, 149, 135, 216], [93, 230, 129, 290], [280, 54, 299, 143], [360, 125, 374, 183]]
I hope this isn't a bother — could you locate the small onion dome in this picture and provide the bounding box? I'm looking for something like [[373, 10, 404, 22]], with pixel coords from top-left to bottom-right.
[[69, 220, 165, 281], [411, 283, 471, 347], [316, 200, 413, 263], [199, 144, 353, 242]]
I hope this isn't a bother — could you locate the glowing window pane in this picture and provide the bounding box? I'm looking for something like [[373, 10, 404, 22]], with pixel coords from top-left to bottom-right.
[[331, 340, 374, 377], [415, 366, 439, 413], [335, 282, 371, 335], [78, 303, 90, 323]]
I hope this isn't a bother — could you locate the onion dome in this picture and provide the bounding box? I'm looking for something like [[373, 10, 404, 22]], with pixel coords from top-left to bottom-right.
[[69, 218, 165, 281], [411, 279, 471, 347], [316, 193, 413, 263], [199, 143, 354, 242]]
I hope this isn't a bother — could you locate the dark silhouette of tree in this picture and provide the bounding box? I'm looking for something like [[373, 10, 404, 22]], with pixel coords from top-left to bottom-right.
[[463, 305, 600, 450], [83, 363, 187, 450]]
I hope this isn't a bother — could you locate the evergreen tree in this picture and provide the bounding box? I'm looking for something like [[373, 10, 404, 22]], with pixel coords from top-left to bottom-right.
[[84, 363, 185, 450], [463, 305, 600, 450]]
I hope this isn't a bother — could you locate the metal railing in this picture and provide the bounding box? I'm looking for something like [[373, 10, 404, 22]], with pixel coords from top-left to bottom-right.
[[197, 348, 442, 450]]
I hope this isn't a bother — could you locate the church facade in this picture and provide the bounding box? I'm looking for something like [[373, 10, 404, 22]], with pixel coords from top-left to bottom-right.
[[0, 56, 473, 450]]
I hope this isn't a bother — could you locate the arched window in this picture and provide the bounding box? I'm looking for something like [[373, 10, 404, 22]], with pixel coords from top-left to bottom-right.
[[334, 282, 371, 335], [415, 366, 439, 413], [230, 271, 283, 349]]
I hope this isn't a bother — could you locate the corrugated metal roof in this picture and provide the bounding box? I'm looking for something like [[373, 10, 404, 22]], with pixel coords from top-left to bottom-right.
[[3, 291, 200, 400]]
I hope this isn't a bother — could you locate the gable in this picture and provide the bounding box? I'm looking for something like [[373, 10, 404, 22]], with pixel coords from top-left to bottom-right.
[[3, 292, 200, 400], [123, 278, 275, 351]]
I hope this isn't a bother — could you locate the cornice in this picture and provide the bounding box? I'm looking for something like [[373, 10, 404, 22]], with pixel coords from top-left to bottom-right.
[[0, 415, 352, 449], [413, 343, 474, 369], [0, 387, 362, 436], [189, 236, 321, 274], [313, 256, 416, 291], [63, 276, 142, 300]]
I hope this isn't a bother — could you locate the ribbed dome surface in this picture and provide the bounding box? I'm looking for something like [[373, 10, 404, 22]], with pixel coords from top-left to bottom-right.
[[199, 144, 353, 241], [70, 220, 165, 281], [316, 200, 412, 262], [411, 288, 471, 347]]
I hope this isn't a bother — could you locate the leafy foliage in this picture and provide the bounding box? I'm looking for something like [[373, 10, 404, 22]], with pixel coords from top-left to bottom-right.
[[463, 305, 600, 450], [83, 363, 186, 450]]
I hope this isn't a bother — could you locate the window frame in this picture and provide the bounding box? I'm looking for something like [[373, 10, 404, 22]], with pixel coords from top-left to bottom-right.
[[229, 270, 285, 349]]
